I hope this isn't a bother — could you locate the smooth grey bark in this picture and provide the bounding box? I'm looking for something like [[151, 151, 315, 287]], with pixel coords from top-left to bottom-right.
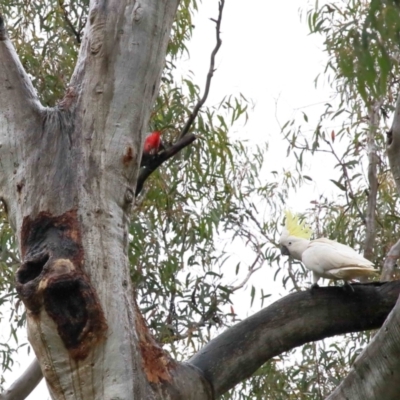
[[190, 282, 400, 397], [0, 359, 42, 400]]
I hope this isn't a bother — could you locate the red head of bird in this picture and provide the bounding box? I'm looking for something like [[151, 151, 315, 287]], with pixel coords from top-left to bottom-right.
[[143, 131, 163, 155]]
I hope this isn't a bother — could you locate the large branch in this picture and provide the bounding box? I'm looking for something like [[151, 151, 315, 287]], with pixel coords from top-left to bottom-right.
[[0, 15, 43, 200], [0, 15, 41, 113], [189, 282, 400, 397], [0, 359, 42, 400]]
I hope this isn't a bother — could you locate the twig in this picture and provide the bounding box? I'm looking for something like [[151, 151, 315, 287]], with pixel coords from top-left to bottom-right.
[[287, 259, 302, 292], [58, 0, 82, 44], [324, 139, 365, 223], [230, 254, 263, 292], [245, 209, 279, 247], [136, 0, 225, 196], [178, 0, 224, 140], [0, 358, 43, 400], [313, 342, 323, 400]]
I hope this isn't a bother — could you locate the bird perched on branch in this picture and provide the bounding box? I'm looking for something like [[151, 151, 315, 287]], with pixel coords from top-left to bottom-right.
[[140, 130, 165, 167], [279, 210, 378, 288]]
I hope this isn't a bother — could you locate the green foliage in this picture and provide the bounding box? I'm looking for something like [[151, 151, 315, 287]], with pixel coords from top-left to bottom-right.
[[0, 1, 87, 106], [0, 205, 25, 383], [307, 0, 400, 103], [1, 0, 399, 398]]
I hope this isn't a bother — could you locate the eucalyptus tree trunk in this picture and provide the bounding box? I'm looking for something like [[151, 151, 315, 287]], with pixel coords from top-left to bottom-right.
[[0, 2, 211, 399], [325, 93, 400, 400]]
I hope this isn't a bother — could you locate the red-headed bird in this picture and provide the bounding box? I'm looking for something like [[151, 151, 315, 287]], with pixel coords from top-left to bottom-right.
[[141, 130, 164, 167]]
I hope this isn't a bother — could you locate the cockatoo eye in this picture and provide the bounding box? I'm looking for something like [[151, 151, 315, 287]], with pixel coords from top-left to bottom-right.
[[288, 241, 292, 245]]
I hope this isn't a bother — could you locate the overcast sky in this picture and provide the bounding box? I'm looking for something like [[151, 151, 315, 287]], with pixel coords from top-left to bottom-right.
[[1, 1, 333, 397]]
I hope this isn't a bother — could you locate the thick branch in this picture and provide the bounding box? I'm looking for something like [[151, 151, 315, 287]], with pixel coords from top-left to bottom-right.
[[0, 14, 42, 208], [136, 133, 196, 196], [387, 94, 400, 196], [0, 359, 42, 400], [189, 282, 400, 397], [0, 15, 41, 116], [381, 239, 400, 281]]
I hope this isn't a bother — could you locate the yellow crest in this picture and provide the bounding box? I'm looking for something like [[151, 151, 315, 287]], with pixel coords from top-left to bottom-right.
[[285, 210, 312, 239]]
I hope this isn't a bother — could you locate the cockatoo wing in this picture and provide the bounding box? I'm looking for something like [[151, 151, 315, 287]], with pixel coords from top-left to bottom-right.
[[302, 238, 376, 281]]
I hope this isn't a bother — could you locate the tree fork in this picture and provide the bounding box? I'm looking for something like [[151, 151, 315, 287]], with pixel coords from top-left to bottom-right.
[[190, 282, 400, 397], [0, 2, 215, 398]]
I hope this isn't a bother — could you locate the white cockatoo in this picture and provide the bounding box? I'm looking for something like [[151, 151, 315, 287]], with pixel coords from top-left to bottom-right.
[[279, 211, 378, 287]]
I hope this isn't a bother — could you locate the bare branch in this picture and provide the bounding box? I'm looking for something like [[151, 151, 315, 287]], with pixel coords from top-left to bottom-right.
[[178, 0, 224, 140], [0, 358, 43, 400], [136, 0, 225, 195], [381, 238, 400, 281], [189, 281, 400, 397], [287, 259, 303, 292], [230, 254, 262, 292]]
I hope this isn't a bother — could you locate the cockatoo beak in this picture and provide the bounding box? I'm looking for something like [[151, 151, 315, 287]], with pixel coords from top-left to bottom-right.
[[280, 245, 290, 256]]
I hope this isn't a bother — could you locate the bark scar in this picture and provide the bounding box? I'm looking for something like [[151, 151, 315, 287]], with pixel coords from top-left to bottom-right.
[[16, 210, 107, 360], [134, 300, 175, 383], [123, 146, 134, 165]]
